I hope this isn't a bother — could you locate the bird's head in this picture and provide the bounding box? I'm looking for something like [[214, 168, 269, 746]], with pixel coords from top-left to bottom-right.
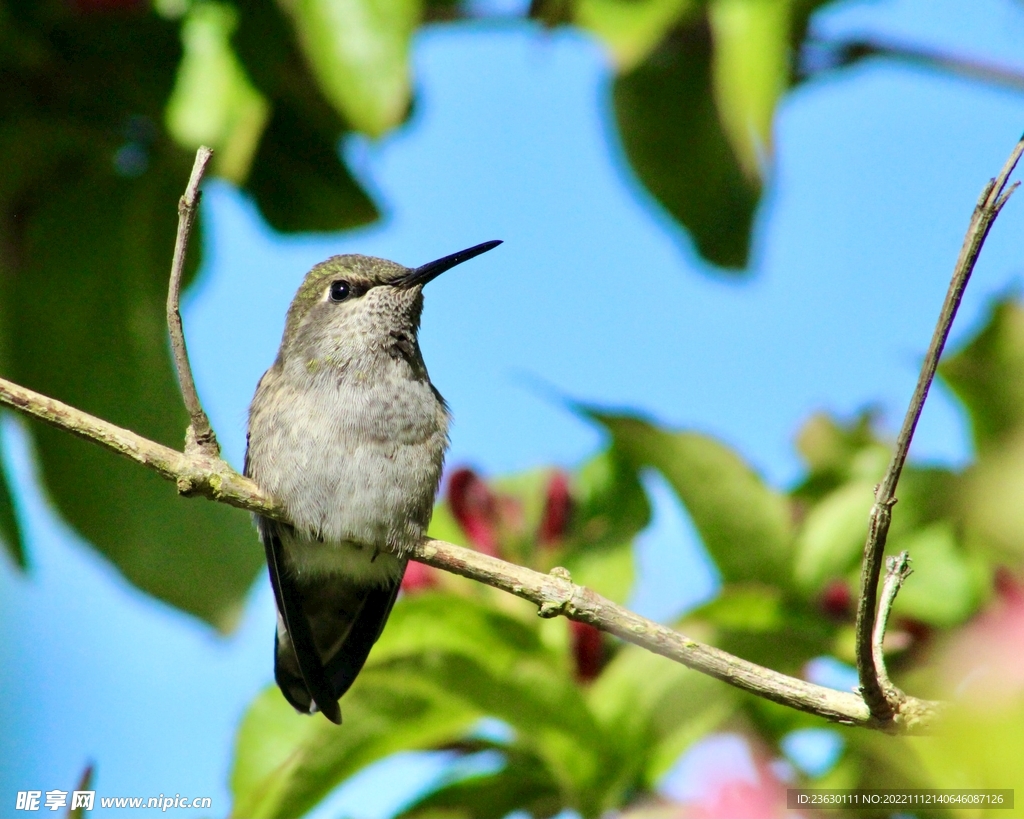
[[277, 240, 501, 372]]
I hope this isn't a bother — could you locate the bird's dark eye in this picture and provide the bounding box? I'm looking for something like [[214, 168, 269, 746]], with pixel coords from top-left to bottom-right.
[[329, 280, 351, 302]]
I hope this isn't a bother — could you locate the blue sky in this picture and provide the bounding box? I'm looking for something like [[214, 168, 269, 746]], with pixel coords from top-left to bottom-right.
[[4, 0, 1024, 815]]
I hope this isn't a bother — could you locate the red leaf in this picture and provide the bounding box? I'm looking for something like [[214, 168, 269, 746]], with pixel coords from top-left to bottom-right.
[[570, 620, 604, 683], [538, 470, 573, 548], [447, 468, 500, 556], [818, 579, 852, 620], [994, 565, 1024, 603]]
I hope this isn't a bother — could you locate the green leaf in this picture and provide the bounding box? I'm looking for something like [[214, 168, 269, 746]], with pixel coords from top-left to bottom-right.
[[695, 582, 783, 632], [889, 523, 980, 626], [68, 764, 95, 819], [230, 594, 611, 818], [794, 410, 879, 478], [612, 25, 760, 270], [375, 602, 607, 810], [371, 594, 551, 669], [165, 2, 270, 183], [962, 433, 1024, 564], [707, 0, 790, 177], [0, 419, 26, 569], [685, 584, 833, 673], [231, 594, 553, 818], [592, 412, 793, 585], [9, 148, 262, 629], [230, 669, 480, 819], [563, 539, 635, 604], [794, 480, 875, 592], [230, 0, 380, 232], [891, 466, 960, 537], [940, 298, 1024, 452], [555, 448, 648, 603], [571, 447, 652, 552], [399, 749, 564, 819], [232, 653, 603, 818], [287, 0, 421, 137], [409, 653, 608, 816], [2, 4, 185, 126], [244, 100, 379, 232], [842, 729, 935, 792], [0, 1, 259, 625], [588, 643, 736, 789], [575, 0, 698, 71], [910, 700, 1024, 797], [792, 410, 889, 509]]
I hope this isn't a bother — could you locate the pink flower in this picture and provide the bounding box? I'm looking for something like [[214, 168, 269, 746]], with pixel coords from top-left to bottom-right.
[[401, 561, 438, 594]]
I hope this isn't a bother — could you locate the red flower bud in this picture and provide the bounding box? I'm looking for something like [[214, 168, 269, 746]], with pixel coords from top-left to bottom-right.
[[570, 621, 604, 683], [538, 471, 573, 548], [447, 468, 500, 556]]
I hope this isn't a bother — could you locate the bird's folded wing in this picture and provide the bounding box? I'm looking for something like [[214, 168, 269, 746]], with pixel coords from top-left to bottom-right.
[[261, 523, 343, 724]]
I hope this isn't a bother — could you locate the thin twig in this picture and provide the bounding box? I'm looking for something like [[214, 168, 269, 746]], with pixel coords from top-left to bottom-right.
[[854, 135, 1024, 721], [803, 37, 1024, 95], [872, 551, 913, 701], [167, 146, 219, 457], [0, 372, 941, 733]]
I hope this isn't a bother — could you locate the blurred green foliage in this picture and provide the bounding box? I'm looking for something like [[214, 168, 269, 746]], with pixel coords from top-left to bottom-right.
[[230, 298, 1024, 817], [3, 1, 1024, 816], [0, 0, 846, 627]]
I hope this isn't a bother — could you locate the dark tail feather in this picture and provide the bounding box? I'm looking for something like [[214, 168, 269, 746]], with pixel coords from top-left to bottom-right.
[[260, 518, 405, 724], [261, 525, 342, 724], [323, 577, 402, 700]]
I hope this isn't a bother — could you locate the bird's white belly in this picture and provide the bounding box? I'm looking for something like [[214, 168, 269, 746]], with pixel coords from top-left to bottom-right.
[[283, 530, 406, 586], [249, 374, 447, 586]]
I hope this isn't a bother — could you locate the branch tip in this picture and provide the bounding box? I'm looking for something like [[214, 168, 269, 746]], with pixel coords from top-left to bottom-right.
[[167, 147, 220, 458], [854, 133, 1024, 723]]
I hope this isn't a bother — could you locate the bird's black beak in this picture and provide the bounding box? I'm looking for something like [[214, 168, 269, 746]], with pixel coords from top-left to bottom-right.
[[394, 240, 502, 288]]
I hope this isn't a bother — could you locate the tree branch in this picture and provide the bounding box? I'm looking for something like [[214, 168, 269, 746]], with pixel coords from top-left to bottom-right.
[[854, 135, 1024, 721], [0, 369, 940, 732], [7, 139, 1018, 737], [872, 551, 913, 704], [167, 145, 219, 458], [0, 375, 279, 521], [803, 37, 1024, 95]]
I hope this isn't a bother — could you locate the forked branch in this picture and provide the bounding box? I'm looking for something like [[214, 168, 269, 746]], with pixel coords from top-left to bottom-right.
[[854, 135, 1024, 720], [871, 551, 913, 704], [2, 137, 1021, 735], [0, 366, 936, 733]]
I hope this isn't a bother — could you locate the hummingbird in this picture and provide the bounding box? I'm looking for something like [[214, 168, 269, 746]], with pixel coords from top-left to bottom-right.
[[245, 240, 502, 724]]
